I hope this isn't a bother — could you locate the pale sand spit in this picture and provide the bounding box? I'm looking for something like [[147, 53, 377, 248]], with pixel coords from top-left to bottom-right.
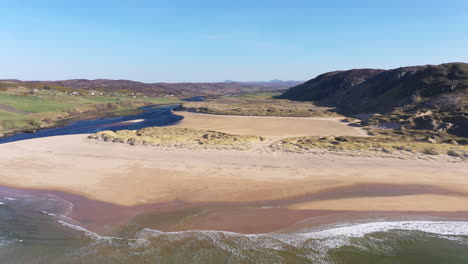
[[172, 111, 368, 139]]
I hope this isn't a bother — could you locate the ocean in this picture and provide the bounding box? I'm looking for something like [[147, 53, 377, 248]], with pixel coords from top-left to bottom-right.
[[0, 192, 467, 264]]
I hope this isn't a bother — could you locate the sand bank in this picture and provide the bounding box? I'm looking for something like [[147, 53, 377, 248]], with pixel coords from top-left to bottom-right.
[[172, 111, 367, 139]]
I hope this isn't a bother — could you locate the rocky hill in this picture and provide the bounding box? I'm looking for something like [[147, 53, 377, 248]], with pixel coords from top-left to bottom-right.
[[280, 63, 468, 137]]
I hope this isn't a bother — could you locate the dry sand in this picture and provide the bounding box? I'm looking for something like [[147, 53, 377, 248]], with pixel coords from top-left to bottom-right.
[[172, 111, 368, 139], [0, 134, 466, 211]]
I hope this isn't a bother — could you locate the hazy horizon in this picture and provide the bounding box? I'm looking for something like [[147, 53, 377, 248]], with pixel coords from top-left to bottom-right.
[[2, 61, 466, 83], [1, 0, 467, 82]]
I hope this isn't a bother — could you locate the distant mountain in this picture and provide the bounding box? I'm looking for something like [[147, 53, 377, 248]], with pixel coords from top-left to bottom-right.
[[221, 80, 303, 87], [243, 80, 303, 88], [280, 62, 468, 137], [268, 79, 288, 83], [1, 79, 302, 97]]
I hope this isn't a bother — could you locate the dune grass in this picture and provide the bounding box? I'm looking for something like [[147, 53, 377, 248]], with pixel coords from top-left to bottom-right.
[[90, 125, 467, 159], [272, 133, 467, 157], [89, 127, 263, 150]]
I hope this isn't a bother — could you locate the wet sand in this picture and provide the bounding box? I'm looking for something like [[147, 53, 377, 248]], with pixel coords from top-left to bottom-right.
[[288, 195, 468, 211], [172, 111, 368, 138], [2, 185, 468, 236]]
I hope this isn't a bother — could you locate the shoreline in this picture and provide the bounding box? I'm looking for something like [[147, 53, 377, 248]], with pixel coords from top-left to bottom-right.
[[2, 185, 468, 236], [0, 130, 467, 236]]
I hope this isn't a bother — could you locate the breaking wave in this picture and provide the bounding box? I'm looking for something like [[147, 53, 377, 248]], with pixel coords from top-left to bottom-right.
[[0, 192, 467, 263]]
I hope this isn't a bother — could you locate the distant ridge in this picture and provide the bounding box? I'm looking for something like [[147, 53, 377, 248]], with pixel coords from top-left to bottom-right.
[[0, 79, 302, 97], [281, 62, 467, 113], [280, 62, 468, 137]]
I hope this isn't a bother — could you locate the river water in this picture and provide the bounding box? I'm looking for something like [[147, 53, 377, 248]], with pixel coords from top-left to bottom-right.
[[0, 105, 182, 144]]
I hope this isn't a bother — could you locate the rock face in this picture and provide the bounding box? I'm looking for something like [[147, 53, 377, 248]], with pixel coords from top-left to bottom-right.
[[280, 69, 385, 103], [413, 116, 439, 130], [280, 63, 468, 137]]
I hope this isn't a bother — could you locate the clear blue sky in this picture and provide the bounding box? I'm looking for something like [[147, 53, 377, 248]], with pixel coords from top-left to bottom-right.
[[1, 0, 467, 82]]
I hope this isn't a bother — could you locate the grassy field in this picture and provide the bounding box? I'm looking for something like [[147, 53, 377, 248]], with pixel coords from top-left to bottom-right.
[[0, 89, 181, 135], [222, 91, 282, 100], [178, 92, 340, 117]]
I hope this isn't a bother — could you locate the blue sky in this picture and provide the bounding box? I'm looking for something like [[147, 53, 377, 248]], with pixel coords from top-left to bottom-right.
[[1, 0, 467, 82]]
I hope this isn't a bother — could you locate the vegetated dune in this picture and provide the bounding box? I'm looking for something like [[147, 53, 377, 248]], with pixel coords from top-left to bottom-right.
[[89, 127, 263, 150]]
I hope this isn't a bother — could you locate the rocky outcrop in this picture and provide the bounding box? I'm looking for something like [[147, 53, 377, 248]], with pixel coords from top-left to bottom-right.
[[280, 62, 468, 137]]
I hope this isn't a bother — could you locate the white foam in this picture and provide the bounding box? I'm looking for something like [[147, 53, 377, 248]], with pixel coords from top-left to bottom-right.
[[47, 220, 468, 263], [3, 197, 16, 201], [301, 221, 468, 239], [133, 220, 468, 254], [137, 221, 468, 241], [58, 220, 103, 240], [44, 194, 74, 216], [0, 202, 5, 205], [57, 219, 124, 245], [49, 217, 468, 263], [41, 211, 55, 216]]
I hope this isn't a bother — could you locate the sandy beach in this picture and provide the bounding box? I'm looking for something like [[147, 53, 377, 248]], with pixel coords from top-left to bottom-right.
[[0, 133, 466, 208]]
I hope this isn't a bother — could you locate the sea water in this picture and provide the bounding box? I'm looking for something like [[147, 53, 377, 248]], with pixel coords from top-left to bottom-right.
[[0, 193, 467, 264]]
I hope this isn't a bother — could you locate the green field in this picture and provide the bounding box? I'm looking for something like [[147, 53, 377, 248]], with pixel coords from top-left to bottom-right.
[[0, 93, 74, 112], [179, 91, 338, 117], [223, 91, 282, 100], [0, 90, 181, 135]]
